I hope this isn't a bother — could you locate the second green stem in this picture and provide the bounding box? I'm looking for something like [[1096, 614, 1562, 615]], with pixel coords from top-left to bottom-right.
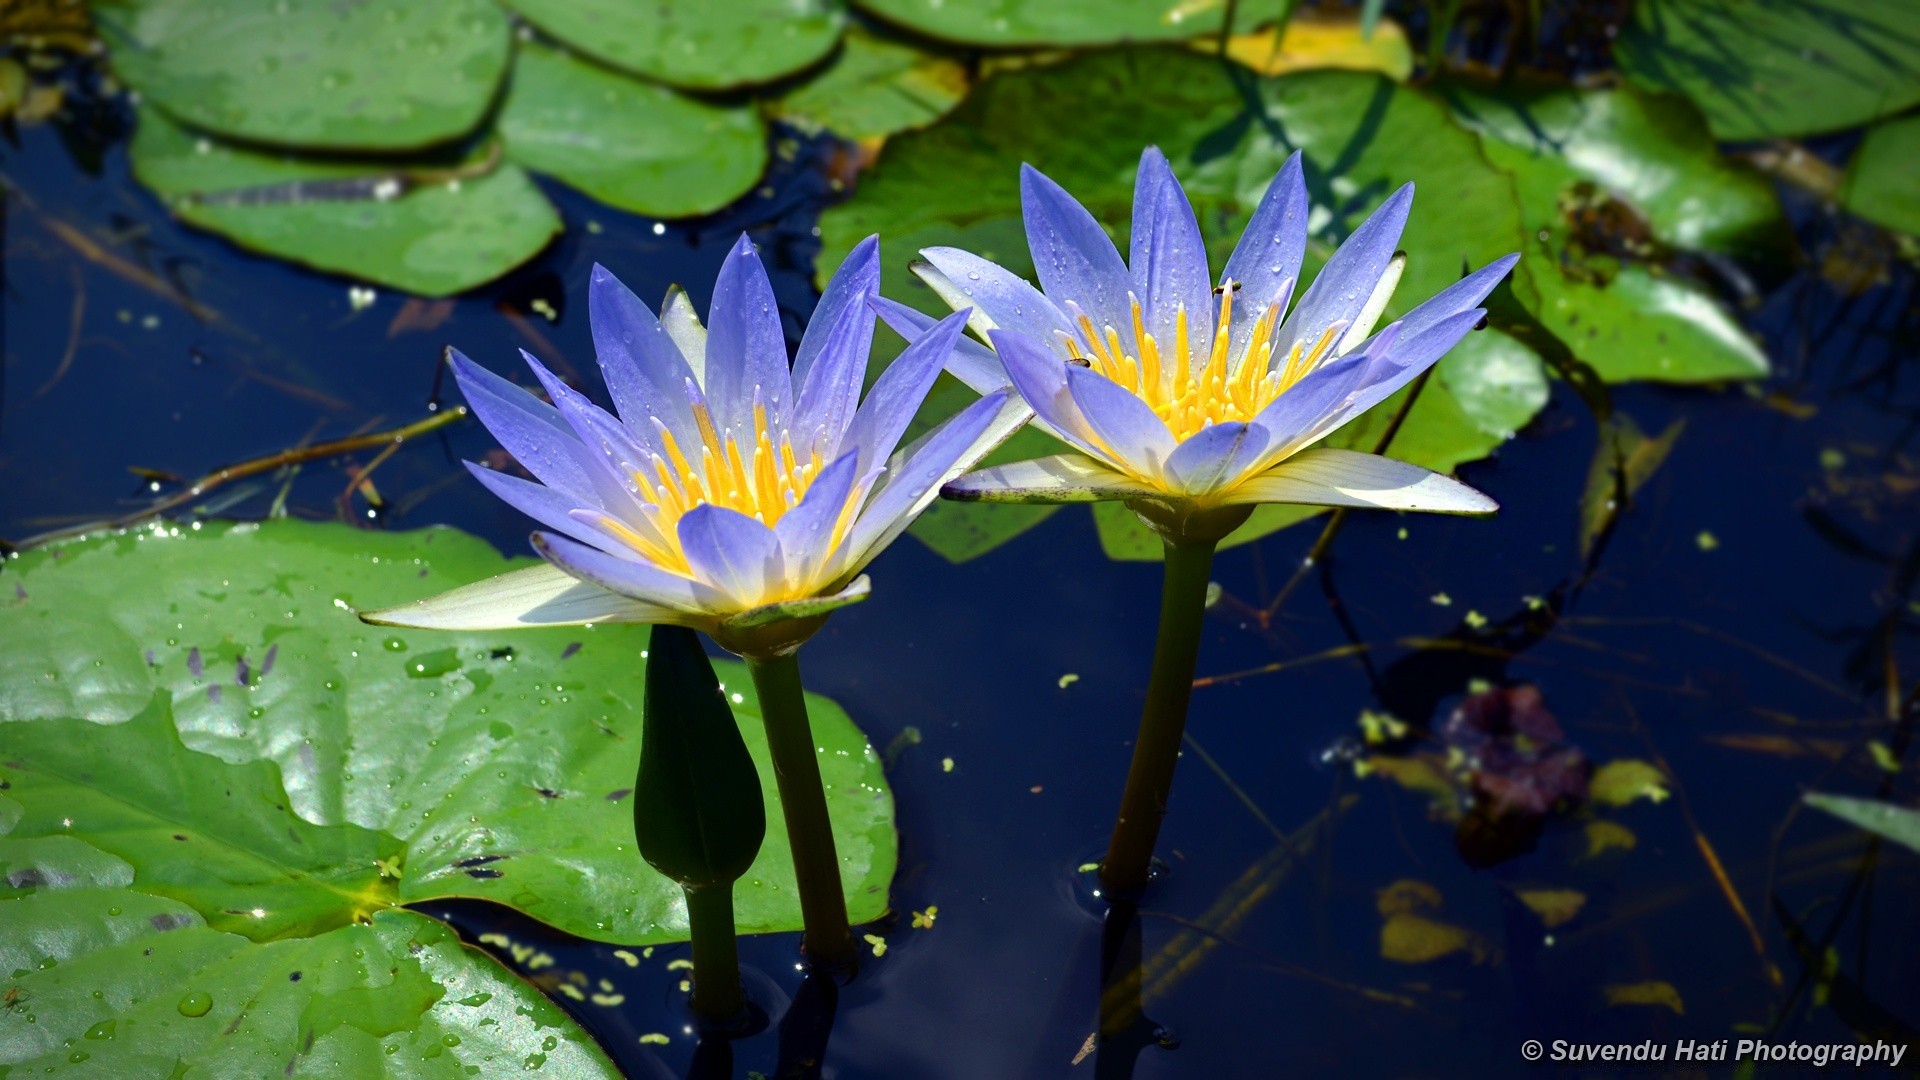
[[1100, 537, 1218, 898], [745, 652, 855, 967]]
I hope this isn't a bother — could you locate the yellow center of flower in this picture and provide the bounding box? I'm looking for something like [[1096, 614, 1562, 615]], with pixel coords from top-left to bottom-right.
[[1060, 286, 1344, 444], [589, 399, 861, 582]]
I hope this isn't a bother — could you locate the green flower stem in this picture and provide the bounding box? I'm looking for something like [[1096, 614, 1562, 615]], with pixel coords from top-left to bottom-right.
[[1100, 537, 1217, 898], [744, 652, 855, 967], [684, 883, 744, 1021]]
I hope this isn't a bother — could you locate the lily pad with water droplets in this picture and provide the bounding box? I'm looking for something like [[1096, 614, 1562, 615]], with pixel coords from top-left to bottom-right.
[[854, 0, 1223, 47], [0, 825, 619, 1078], [501, 0, 846, 91], [129, 105, 561, 297], [0, 519, 897, 948], [95, 0, 511, 151]]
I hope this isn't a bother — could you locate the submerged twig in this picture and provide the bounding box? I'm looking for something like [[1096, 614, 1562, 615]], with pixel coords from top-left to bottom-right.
[[6, 406, 468, 551], [30, 261, 84, 399]]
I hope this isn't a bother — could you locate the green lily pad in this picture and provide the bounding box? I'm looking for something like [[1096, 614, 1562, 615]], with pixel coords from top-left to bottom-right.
[[822, 51, 1546, 560], [1436, 81, 1774, 383], [0, 821, 618, 1077], [0, 519, 898, 945], [500, 41, 768, 219], [129, 106, 561, 297], [768, 28, 970, 141], [1805, 793, 1920, 856], [502, 0, 846, 91], [1841, 114, 1920, 236], [95, 0, 510, 151], [1615, 0, 1920, 140], [855, 0, 1222, 47]]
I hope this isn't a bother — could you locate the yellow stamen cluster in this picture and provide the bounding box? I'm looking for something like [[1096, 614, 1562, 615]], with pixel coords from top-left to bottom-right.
[[595, 399, 858, 582], [1062, 287, 1342, 444]]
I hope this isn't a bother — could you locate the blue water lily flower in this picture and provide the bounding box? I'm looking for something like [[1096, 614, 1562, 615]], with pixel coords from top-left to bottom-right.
[[879, 148, 1517, 537], [365, 235, 1018, 646]]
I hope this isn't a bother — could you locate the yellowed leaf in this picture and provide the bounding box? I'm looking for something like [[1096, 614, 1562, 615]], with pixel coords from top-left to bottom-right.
[[1517, 889, 1587, 928], [1356, 754, 1459, 810], [1583, 819, 1638, 859], [1375, 878, 1444, 917], [1603, 980, 1685, 1015], [1377, 879, 1492, 964], [1590, 759, 1671, 807], [1203, 11, 1413, 81]]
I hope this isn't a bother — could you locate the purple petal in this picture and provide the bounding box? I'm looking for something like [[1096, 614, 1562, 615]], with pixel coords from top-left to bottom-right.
[[841, 389, 1014, 571], [1360, 254, 1518, 352], [531, 531, 709, 612], [1244, 349, 1375, 454], [704, 235, 790, 437], [677, 504, 785, 604], [773, 451, 859, 578], [519, 351, 656, 516], [1020, 164, 1132, 336], [789, 269, 876, 462], [1274, 183, 1413, 361], [794, 235, 878, 392], [587, 264, 700, 443], [917, 247, 1075, 351], [841, 308, 971, 479], [1327, 308, 1488, 438], [1222, 151, 1308, 361], [1163, 421, 1272, 495], [451, 350, 596, 501], [465, 461, 627, 555], [873, 296, 1008, 395], [1064, 365, 1176, 476], [987, 328, 1103, 458], [1129, 147, 1215, 365]]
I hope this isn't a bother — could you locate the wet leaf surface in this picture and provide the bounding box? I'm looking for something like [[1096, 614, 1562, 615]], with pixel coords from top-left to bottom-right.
[[1805, 794, 1920, 855], [853, 0, 1221, 47], [0, 520, 897, 945], [1616, 0, 1920, 140], [95, 0, 510, 151], [499, 41, 768, 220], [129, 107, 561, 297], [500, 0, 846, 91], [1840, 115, 1920, 237], [768, 27, 970, 141]]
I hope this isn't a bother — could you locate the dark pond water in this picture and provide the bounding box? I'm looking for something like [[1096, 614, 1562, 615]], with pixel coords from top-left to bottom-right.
[[3, 70, 1917, 1079]]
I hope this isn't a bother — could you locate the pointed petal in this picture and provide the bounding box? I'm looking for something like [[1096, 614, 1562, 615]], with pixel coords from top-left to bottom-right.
[[704, 234, 790, 436], [359, 563, 684, 630], [1064, 364, 1176, 478], [917, 247, 1075, 352], [1223, 151, 1309, 362], [839, 390, 1021, 575], [677, 503, 785, 606], [944, 452, 1154, 503], [772, 451, 860, 580], [720, 575, 870, 632], [1337, 251, 1406, 355], [1222, 448, 1498, 514], [1355, 253, 1519, 354], [794, 235, 878, 391], [588, 264, 699, 441], [519, 351, 655, 516], [1129, 147, 1215, 363], [842, 307, 970, 478], [989, 327, 1105, 460], [1241, 349, 1374, 462], [789, 277, 876, 461], [1021, 163, 1132, 334], [1162, 421, 1273, 496], [1317, 308, 1487, 445], [1275, 183, 1413, 360], [532, 530, 712, 612], [463, 461, 626, 554], [873, 295, 1009, 395], [451, 350, 596, 501], [661, 284, 707, 386]]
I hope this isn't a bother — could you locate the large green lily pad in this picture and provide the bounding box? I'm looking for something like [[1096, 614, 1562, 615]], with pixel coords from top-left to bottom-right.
[[130, 107, 561, 297], [95, 0, 510, 151], [1437, 80, 1775, 383], [500, 41, 768, 219], [0, 519, 898, 945], [0, 819, 619, 1077], [1615, 0, 1920, 140], [855, 0, 1223, 47], [1841, 114, 1920, 236], [768, 28, 970, 141], [822, 51, 1547, 559], [502, 0, 846, 91]]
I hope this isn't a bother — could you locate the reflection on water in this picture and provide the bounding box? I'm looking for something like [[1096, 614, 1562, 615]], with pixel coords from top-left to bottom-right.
[[3, 58, 1917, 1080]]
